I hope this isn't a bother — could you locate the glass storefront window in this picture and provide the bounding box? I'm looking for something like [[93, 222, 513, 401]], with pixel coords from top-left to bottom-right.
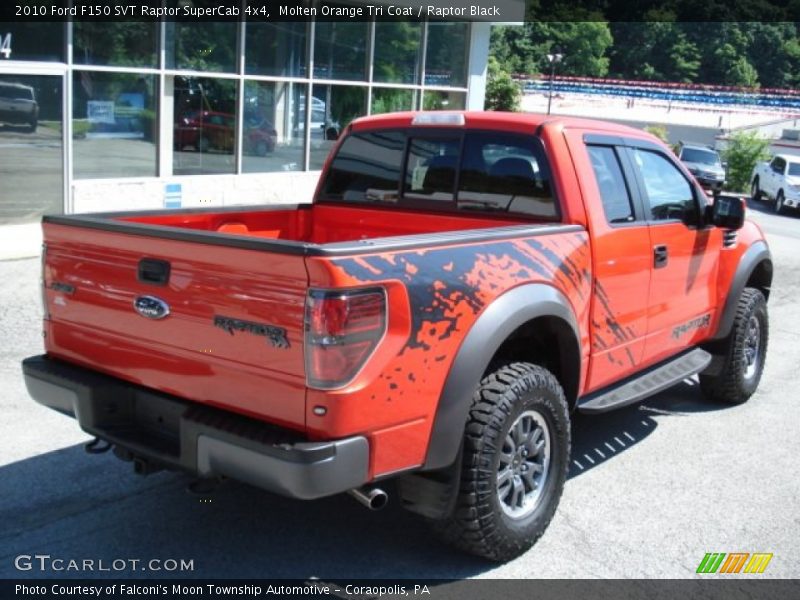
[[242, 81, 306, 173], [245, 22, 307, 78], [0, 74, 63, 223], [173, 76, 238, 175], [425, 23, 469, 88], [313, 20, 367, 81], [72, 72, 157, 179], [423, 90, 466, 111], [373, 22, 422, 84], [166, 21, 237, 73], [371, 88, 416, 114], [0, 23, 64, 62], [74, 22, 158, 68], [309, 84, 366, 169]]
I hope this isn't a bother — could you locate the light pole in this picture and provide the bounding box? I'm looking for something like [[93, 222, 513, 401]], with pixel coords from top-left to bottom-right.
[[546, 50, 563, 115]]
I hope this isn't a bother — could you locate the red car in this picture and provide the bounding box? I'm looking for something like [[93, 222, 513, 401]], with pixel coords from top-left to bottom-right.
[[174, 110, 276, 156]]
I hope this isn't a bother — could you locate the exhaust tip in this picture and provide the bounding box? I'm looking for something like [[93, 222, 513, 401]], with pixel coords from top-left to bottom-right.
[[348, 486, 388, 511]]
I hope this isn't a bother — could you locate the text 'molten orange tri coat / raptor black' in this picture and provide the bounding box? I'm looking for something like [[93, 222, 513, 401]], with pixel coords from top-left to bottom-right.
[[22, 111, 772, 561]]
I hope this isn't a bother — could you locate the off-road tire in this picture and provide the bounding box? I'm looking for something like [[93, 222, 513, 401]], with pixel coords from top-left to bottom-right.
[[433, 362, 570, 562], [700, 288, 768, 405]]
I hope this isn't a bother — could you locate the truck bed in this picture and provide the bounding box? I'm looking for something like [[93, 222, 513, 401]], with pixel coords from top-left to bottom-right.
[[40, 203, 564, 437], [45, 203, 533, 254]]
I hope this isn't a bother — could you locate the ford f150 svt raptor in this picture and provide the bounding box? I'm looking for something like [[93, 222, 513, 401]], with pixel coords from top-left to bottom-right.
[[23, 111, 772, 562]]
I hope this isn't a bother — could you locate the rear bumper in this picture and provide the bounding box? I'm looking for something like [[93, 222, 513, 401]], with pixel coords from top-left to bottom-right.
[[22, 355, 369, 500]]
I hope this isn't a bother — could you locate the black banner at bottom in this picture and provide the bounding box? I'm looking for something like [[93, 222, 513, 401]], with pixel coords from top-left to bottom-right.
[[3, 579, 800, 600]]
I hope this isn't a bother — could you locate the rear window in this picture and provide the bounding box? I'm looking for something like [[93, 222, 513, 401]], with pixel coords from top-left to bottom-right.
[[322, 131, 405, 203], [321, 129, 558, 218]]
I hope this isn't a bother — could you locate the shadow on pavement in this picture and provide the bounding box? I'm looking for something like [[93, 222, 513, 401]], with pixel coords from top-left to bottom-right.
[[568, 377, 728, 479], [745, 196, 798, 218], [0, 379, 731, 580], [0, 441, 489, 580]]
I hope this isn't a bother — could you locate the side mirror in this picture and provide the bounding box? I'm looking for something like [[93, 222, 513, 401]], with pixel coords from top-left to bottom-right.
[[705, 195, 745, 230], [721, 161, 728, 171]]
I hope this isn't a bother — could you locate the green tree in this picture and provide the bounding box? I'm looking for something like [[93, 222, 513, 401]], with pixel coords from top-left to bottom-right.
[[610, 17, 699, 83], [721, 132, 771, 193], [644, 124, 669, 144], [490, 21, 612, 78], [484, 57, 521, 111]]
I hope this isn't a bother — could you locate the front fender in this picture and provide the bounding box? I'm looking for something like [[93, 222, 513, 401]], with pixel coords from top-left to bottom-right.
[[423, 283, 581, 471], [711, 239, 771, 341]]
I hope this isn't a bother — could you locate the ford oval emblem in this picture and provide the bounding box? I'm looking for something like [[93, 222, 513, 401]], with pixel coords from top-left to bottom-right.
[[133, 295, 170, 320]]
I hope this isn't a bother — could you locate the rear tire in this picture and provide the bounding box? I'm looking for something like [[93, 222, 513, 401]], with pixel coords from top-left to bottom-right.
[[700, 288, 768, 405], [433, 363, 570, 562]]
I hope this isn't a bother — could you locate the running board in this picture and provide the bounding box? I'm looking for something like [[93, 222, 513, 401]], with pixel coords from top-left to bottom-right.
[[578, 348, 712, 414]]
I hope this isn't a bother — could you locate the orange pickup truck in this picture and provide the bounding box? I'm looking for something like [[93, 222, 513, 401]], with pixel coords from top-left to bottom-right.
[[23, 112, 772, 561]]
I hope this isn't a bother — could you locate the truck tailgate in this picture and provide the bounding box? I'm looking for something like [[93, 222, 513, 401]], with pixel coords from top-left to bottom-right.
[[41, 223, 308, 430]]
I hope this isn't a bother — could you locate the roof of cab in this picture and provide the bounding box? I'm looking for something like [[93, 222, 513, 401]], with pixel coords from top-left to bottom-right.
[[349, 110, 657, 141]]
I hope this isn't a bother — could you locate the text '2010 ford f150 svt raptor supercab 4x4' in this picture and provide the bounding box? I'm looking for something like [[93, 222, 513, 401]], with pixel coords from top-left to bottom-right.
[[23, 111, 772, 562]]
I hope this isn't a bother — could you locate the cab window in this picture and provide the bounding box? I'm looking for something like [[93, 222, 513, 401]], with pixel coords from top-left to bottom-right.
[[587, 145, 635, 224]]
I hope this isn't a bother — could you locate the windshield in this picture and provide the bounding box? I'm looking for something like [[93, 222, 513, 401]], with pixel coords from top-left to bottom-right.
[[0, 85, 33, 101], [788, 163, 800, 177], [681, 148, 720, 166]]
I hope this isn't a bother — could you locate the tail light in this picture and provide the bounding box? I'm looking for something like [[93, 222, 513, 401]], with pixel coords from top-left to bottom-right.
[[305, 288, 386, 389], [40, 243, 49, 320]]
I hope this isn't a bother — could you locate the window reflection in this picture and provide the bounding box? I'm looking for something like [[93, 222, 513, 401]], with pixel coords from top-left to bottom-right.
[[245, 22, 307, 78], [425, 23, 469, 87], [0, 75, 63, 223], [74, 22, 157, 68], [309, 85, 366, 169], [0, 22, 64, 62], [423, 90, 466, 111], [166, 20, 237, 73], [371, 88, 416, 114], [173, 77, 237, 175], [73, 72, 157, 179], [373, 22, 421, 84], [313, 20, 368, 81], [243, 81, 306, 173]]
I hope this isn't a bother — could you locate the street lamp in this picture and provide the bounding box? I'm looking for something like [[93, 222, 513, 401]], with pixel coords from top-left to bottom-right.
[[546, 50, 564, 115]]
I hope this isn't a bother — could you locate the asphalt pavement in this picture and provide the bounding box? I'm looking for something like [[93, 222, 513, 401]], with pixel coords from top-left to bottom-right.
[[0, 201, 798, 580]]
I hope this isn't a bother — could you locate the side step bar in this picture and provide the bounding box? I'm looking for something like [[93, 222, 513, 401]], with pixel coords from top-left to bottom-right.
[[578, 348, 712, 414]]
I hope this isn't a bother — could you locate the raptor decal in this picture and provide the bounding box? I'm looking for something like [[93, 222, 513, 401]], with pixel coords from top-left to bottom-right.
[[327, 231, 592, 411]]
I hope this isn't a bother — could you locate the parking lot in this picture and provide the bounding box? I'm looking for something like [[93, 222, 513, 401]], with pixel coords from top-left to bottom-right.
[[0, 199, 798, 580]]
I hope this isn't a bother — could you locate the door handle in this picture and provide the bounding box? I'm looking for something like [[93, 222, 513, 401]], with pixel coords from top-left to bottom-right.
[[654, 244, 668, 269]]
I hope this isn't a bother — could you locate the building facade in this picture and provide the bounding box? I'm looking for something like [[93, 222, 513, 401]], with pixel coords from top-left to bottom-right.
[[0, 16, 491, 247]]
